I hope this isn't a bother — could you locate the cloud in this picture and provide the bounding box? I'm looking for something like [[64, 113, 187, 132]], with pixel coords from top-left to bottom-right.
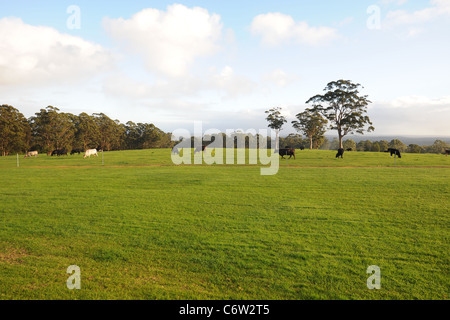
[[104, 65, 257, 102], [381, 0, 409, 5], [103, 72, 204, 100], [250, 12, 339, 46], [370, 95, 450, 135], [262, 68, 298, 87], [383, 0, 450, 28], [388, 95, 450, 109], [103, 4, 223, 78], [210, 66, 256, 99], [0, 17, 113, 86]]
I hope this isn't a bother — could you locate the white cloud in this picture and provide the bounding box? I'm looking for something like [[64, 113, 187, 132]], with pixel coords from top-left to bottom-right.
[[262, 68, 298, 87], [250, 12, 339, 46], [210, 66, 257, 99], [103, 65, 256, 101], [103, 4, 223, 78], [370, 95, 450, 135], [103, 72, 204, 100], [384, 0, 450, 28], [389, 95, 450, 109], [381, 0, 408, 5], [0, 17, 113, 86], [337, 17, 354, 27]]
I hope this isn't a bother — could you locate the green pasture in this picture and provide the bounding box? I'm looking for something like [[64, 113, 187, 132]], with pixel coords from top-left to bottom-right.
[[0, 149, 448, 299], [3, 148, 450, 168]]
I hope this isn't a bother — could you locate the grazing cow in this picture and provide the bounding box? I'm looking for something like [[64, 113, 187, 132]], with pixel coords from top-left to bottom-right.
[[194, 145, 207, 153], [336, 148, 344, 158], [24, 151, 38, 158], [445, 150, 450, 156], [299, 146, 305, 151], [83, 149, 98, 158], [51, 149, 67, 156], [386, 148, 401, 158], [346, 148, 353, 152], [70, 148, 83, 155], [278, 147, 296, 159]]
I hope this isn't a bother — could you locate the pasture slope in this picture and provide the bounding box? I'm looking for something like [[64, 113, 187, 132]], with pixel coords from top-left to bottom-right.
[[0, 149, 448, 299]]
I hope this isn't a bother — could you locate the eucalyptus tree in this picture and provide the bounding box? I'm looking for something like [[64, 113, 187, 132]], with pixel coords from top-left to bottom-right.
[[306, 80, 374, 149], [292, 108, 327, 149], [0, 104, 30, 156], [265, 107, 287, 150]]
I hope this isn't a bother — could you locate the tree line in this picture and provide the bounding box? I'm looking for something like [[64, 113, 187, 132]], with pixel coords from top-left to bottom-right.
[[0, 105, 173, 156], [278, 134, 449, 154]]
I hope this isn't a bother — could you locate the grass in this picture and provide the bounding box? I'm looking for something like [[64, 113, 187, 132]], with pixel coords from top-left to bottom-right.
[[0, 149, 449, 299], [3, 148, 450, 168]]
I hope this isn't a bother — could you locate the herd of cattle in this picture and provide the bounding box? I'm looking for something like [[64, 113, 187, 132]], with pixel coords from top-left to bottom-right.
[[24, 148, 100, 159], [24, 146, 450, 159], [173, 145, 450, 159]]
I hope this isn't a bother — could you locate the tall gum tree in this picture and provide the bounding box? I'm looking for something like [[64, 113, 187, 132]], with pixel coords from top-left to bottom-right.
[[265, 107, 287, 150], [306, 80, 374, 149], [292, 108, 327, 150]]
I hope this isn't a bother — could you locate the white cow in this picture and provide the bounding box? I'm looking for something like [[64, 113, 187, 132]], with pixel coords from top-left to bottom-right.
[[83, 149, 98, 158], [24, 151, 38, 158]]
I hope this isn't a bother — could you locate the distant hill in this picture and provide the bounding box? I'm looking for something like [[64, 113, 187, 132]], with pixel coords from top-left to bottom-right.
[[323, 135, 450, 145]]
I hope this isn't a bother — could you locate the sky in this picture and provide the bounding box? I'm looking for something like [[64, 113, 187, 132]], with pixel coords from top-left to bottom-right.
[[0, 0, 449, 137]]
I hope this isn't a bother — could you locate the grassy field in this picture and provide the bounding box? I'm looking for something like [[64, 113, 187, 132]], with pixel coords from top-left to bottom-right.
[[0, 149, 449, 299]]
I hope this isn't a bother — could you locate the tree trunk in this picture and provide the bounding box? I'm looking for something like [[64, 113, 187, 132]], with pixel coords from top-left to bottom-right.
[[338, 131, 343, 149], [275, 129, 279, 150], [309, 136, 313, 150]]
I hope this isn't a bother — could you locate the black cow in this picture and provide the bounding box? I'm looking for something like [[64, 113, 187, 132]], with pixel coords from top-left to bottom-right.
[[278, 147, 295, 159], [194, 145, 207, 153], [336, 148, 344, 158], [70, 148, 83, 155], [445, 150, 450, 156], [386, 148, 401, 158], [346, 148, 353, 152], [299, 146, 305, 151], [51, 149, 68, 156]]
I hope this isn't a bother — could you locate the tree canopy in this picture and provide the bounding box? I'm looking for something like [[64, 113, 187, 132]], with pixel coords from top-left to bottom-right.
[[292, 108, 327, 149], [0, 105, 30, 156], [306, 80, 374, 149], [265, 107, 287, 150]]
